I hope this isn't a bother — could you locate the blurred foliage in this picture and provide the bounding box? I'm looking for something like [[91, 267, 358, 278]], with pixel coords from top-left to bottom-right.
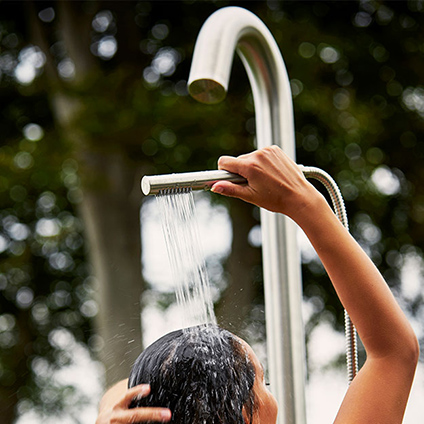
[[1, 0, 424, 422], [0, 89, 92, 418]]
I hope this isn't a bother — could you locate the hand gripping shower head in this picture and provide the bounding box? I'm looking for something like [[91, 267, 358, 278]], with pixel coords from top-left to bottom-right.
[[141, 170, 247, 196]]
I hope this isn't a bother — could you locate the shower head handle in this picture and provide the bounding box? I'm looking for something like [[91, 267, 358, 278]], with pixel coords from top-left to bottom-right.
[[141, 170, 247, 196]]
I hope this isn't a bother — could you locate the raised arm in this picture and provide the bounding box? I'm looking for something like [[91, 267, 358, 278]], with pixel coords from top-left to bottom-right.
[[212, 146, 419, 424]]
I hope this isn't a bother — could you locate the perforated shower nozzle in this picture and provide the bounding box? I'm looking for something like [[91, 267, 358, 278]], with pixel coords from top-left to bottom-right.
[[141, 170, 247, 196]]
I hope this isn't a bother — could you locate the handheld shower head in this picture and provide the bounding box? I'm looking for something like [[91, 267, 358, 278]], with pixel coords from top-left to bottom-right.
[[141, 170, 247, 196]]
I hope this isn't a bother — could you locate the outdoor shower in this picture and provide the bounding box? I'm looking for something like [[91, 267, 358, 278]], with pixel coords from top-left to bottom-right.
[[142, 6, 358, 424]]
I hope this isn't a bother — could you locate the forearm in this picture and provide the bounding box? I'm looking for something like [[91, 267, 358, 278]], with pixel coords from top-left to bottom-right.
[[295, 190, 417, 359]]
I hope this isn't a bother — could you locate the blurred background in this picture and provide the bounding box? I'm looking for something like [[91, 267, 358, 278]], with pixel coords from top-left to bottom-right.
[[0, 1, 423, 423]]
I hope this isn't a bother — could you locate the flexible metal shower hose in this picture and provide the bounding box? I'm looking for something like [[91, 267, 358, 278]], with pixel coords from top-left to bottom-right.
[[299, 165, 359, 383]]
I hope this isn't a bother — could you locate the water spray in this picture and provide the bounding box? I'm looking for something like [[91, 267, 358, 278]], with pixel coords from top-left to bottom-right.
[[141, 164, 359, 383]]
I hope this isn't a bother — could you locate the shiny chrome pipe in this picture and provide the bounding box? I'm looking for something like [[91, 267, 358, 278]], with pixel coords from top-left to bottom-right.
[[188, 7, 305, 424], [141, 170, 246, 195]]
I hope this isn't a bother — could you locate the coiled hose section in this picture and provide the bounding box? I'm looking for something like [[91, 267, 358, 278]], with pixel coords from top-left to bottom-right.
[[300, 165, 359, 383]]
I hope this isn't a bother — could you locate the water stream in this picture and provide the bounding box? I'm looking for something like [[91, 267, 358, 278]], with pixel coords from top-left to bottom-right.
[[156, 188, 217, 329]]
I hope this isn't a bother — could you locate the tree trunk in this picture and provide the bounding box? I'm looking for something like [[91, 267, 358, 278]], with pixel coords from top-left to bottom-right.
[[53, 91, 146, 385], [0, 390, 17, 424], [77, 148, 144, 385], [37, 0, 148, 385]]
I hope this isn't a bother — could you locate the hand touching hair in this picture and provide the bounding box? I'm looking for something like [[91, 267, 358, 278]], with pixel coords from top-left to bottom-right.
[[129, 326, 257, 424]]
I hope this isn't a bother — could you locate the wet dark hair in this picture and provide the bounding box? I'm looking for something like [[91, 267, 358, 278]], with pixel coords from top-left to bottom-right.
[[128, 325, 257, 424]]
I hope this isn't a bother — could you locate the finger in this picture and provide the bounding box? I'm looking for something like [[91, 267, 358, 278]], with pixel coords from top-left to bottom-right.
[[211, 181, 255, 201], [120, 407, 172, 423], [217, 155, 244, 174], [120, 384, 151, 408]]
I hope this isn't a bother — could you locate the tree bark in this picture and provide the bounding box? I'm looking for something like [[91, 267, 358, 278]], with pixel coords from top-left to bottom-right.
[[78, 149, 144, 385], [58, 0, 146, 385], [28, 0, 147, 386]]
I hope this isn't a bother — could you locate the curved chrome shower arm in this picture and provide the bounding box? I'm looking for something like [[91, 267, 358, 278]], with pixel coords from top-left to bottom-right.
[[188, 7, 304, 424], [188, 7, 295, 157]]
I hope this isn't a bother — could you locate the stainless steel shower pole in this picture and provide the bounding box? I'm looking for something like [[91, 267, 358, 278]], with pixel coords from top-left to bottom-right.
[[188, 7, 306, 424]]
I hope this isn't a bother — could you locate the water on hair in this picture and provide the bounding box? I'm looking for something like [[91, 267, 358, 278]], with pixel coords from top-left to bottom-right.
[[156, 188, 217, 330], [128, 326, 257, 424]]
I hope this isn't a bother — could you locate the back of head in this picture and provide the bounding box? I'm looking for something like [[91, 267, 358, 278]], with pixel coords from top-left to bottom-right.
[[129, 325, 256, 424]]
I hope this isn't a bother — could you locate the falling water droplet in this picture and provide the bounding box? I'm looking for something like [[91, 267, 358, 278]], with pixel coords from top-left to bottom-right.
[[156, 188, 216, 328]]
